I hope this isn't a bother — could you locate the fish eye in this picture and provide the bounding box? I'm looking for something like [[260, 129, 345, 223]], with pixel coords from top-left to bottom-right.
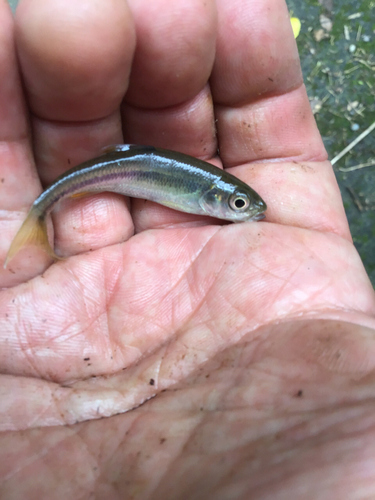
[[229, 193, 250, 211]]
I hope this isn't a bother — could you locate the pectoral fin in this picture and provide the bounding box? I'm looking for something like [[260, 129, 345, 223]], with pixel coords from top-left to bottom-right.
[[70, 191, 91, 199]]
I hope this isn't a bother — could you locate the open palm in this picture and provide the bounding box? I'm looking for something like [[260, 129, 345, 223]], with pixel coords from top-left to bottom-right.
[[1, 0, 375, 498]]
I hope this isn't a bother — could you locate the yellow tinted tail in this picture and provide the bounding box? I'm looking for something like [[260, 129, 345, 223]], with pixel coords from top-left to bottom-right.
[[4, 210, 59, 268]]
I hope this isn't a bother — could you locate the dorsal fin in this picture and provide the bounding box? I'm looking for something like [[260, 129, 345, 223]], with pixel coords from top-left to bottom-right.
[[101, 144, 156, 155]]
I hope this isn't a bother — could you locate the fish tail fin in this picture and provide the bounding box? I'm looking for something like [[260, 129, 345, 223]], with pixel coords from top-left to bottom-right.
[[4, 210, 60, 269]]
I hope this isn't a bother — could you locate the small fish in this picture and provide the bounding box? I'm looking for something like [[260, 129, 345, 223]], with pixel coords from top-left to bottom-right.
[[5, 145, 266, 267]]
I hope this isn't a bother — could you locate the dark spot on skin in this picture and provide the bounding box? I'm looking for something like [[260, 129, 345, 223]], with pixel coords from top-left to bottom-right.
[[205, 374, 210, 379], [149, 378, 155, 386], [67, 158, 71, 165], [295, 390, 303, 398], [84, 357, 90, 361], [292, 161, 314, 173], [268, 77, 274, 82], [200, 407, 204, 411], [0, 178, 4, 183], [160, 438, 166, 444], [88, 363, 91, 366]]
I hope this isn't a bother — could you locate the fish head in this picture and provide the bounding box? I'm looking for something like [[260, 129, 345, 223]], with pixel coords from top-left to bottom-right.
[[199, 183, 267, 222]]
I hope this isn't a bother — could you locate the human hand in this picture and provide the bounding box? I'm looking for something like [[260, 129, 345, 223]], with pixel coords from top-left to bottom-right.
[[1, 0, 375, 498]]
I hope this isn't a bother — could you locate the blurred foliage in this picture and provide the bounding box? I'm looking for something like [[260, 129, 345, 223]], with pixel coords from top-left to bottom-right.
[[287, 0, 375, 286]]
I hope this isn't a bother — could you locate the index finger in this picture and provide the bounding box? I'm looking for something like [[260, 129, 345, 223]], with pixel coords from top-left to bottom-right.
[[211, 0, 351, 240]]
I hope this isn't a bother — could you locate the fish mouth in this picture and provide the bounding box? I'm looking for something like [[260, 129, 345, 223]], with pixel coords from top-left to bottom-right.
[[250, 212, 266, 221]]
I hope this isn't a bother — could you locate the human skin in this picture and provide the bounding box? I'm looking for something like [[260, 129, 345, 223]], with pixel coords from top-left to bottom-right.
[[1, 0, 375, 497]]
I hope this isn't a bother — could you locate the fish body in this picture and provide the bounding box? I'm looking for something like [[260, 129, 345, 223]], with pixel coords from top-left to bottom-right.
[[5, 145, 266, 266]]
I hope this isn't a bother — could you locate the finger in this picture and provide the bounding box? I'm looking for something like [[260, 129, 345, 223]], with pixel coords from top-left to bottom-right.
[[210, 0, 350, 239], [13, 0, 136, 263], [0, 1, 51, 286], [16, 0, 135, 122], [125, 0, 217, 109], [123, 0, 219, 231], [122, 85, 217, 160], [211, 0, 323, 164]]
